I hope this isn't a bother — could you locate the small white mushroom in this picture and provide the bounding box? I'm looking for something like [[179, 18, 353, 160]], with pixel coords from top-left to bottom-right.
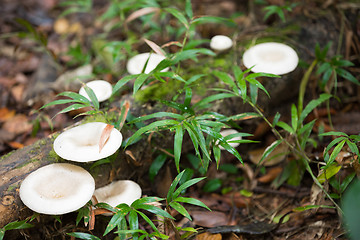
[[126, 52, 168, 74], [79, 80, 112, 102], [218, 129, 242, 150], [210, 35, 233, 52], [19, 163, 95, 215], [93, 180, 142, 211], [53, 122, 122, 162], [242, 42, 299, 75]]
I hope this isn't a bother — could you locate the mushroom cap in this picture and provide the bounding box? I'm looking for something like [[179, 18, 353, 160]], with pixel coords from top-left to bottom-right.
[[79, 80, 112, 102], [54, 122, 122, 162], [242, 42, 299, 75], [126, 52, 168, 75], [94, 180, 142, 207], [219, 129, 242, 150], [19, 163, 95, 215], [210, 35, 233, 52]]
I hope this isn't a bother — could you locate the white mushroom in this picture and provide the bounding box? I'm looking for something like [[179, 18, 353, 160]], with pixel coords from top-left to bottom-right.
[[242, 42, 299, 75], [53, 122, 122, 162], [19, 163, 95, 215], [126, 52, 168, 74], [79, 80, 112, 102], [93, 180, 142, 212], [218, 129, 242, 150], [210, 35, 233, 52]]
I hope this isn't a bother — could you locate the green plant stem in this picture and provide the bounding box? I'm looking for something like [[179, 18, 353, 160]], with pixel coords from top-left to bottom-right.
[[298, 60, 317, 115], [248, 100, 342, 214], [166, 205, 181, 240]]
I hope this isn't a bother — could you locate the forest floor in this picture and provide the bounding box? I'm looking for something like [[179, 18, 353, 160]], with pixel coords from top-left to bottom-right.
[[1, 0, 360, 239]]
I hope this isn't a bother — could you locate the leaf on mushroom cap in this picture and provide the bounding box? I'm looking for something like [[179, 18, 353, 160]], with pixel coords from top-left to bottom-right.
[[126, 52, 168, 74], [19, 163, 95, 215], [53, 122, 122, 162], [242, 42, 299, 75], [79, 80, 112, 103]]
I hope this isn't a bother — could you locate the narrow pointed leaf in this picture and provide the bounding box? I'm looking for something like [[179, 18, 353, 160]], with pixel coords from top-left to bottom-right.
[[259, 139, 283, 166], [164, 8, 189, 29], [167, 170, 185, 202], [175, 196, 211, 211], [128, 112, 185, 123], [83, 83, 99, 110], [99, 124, 114, 153], [144, 38, 166, 56], [174, 124, 184, 173], [67, 232, 101, 240], [170, 201, 192, 220], [133, 74, 150, 94], [299, 93, 332, 123], [173, 177, 205, 199], [112, 75, 137, 95], [115, 100, 130, 130]]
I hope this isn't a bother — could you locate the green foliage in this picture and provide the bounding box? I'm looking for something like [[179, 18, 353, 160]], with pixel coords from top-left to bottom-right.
[[342, 180, 360, 240], [0, 218, 34, 240], [59, 0, 93, 17], [262, 2, 299, 23]]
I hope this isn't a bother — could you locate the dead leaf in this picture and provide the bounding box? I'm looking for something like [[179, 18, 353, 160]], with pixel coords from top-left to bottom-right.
[[11, 84, 25, 103], [248, 141, 289, 166], [0, 108, 15, 122], [144, 38, 166, 56], [196, 232, 222, 240], [126, 7, 160, 24], [3, 114, 32, 135], [118, 101, 130, 131], [257, 167, 283, 183], [99, 124, 114, 153], [161, 41, 182, 48], [190, 210, 228, 228], [8, 141, 24, 149]]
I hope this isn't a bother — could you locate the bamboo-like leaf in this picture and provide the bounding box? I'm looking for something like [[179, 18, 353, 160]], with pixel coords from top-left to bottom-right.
[[327, 140, 346, 165], [136, 211, 160, 233], [299, 93, 332, 124], [246, 77, 270, 98], [276, 121, 294, 134], [57, 103, 89, 116], [67, 232, 101, 240], [40, 99, 87, 109], [174, 124, 184, 173], [191, 16, 235, 27], [126, 119, 179, 148], [193, 93, 236, 110], [164, 8, 189, 29], [213, 70, 237, 91], [112, 74, 137, 96], [291, 104, 298, 131], [293, 204, 334, 212], [318, 163, 341, 183], [99, 124, 114, 153], [346, 140, 360, 156], [144, 38, 166, 56], [169, 201, 192, 220], [133, 74, 150, 94], [154, 72, 186, 83], [173, 177, 205, 199], [185, 0, 193, 19], [167, 170, 185, 202], [175, 196, 211, 211], [83, 83, 99, 110], [324, 136, 347, 156], [183, 121, 201, 158], [103, 210, 127, 236], [125, 7, 160, 24], [319, 131, 348, 137], [133, 203, 174, 220], [259, 139, 283, 166], [191, 120, 211, 161], [57, 91, 92, 104], [115, 100, 130, 130], [128, 112, 185, 124]]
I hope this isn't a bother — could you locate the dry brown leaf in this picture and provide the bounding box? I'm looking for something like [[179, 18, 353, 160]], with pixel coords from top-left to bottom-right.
[[0, 108, 15, 122], [118, 100, 130, 130], [3, 114, 32, 135], [257, 167, 283, 183], [190, 210, 228, 228], [161, 41, 183, 48], [11, 84, 25, 103], [99, 124, 114, 153], [8, 141, 24, 149], [126, 7, 160, 24], [144, 38, 166, 56], [196, 232, 222, 240]]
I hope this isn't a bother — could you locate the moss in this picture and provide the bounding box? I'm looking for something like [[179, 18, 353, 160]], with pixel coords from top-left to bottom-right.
[[45, 149, 61, 162], [15, 158, 41, 170], [0, 150, 15, 161]]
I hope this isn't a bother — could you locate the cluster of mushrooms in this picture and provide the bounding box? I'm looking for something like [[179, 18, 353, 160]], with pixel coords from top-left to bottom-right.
[[19, 36, 299, 216]]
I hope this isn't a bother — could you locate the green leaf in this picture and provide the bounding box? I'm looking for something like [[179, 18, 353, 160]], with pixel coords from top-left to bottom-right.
[[173, 177, 205, 199], [167, 170, 185, 202], [202, 178, 222, 192], [83, 83, 99, 110], [292, 204, 335, 212], [191, 16, 236, 27], [317, 163, 341, 184], [40, 99, 86, 109], [57, 91, 92, 104], [259, 140, 283, 166], [169, 201, 192, 220], [336, 68, 360, 85], [324, 136, 347, 156], [319, 131, 348, 137], [186, 74, 205, 85], [276, 121, 294, 134], [133, 203, 174, 220], [341, 180, 360, 240], [174, 124, 184, 173], [128, 112, 185, 123], [125, 119, 180, 148], [104, 210, 128, 236], [133, 74, 150, 95], [57, 103, 90, 116], [190, 120, 211, 162], [3, 220, 33, 231], [326, 140, 345, 165], [67, 232, 101, 240], [149, 154, 167, 182], [185, 0, 193, 19], [112, 74, 137, 95], [164, 8, 189, 29], [291, 104, 298, 131], [246, 77, 270, 98], [193, 93, 236, 111], [136, 210, 161, 233], [299, 93, 332, 124], [175, 196, 211, 211], [346, 140, 360, 157], [213, 70, 237, 92], [183, 122, 201, 159]]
